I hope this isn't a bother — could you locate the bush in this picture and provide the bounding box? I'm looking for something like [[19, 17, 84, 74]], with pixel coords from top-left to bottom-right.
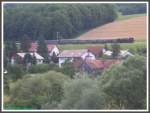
[[4, 95, 11, 105], [136, 47, 146, 56], [98, 55, 146, 109], [7, 64, 26, 81], [59, 61, 76, 78], [9, 71, 69, 109], [58, 76, 107, 109], [28, 64, 51, 73]]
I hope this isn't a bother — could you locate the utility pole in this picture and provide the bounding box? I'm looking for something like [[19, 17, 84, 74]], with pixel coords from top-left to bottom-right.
[[56, 32, 59, 41]]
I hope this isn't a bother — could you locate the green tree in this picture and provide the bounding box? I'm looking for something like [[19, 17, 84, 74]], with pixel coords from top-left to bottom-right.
[[58, 76, 107, 109], [111, 43, 120, 58], [4, 4, 118, 40], [51, 11, 74, 39], [20, 34, 31, 52], [9, 71, 69, 109], [31, 53, 37, 65], [117, 3, 146, 15], [60, 61, 76, 78], [7, 64, 26, 81], [28, 64, 50, 74], [98, 55, 146, 109], [4, 41, 18, 58], [37, 36, 49, 63], [23, 53, 32, 65], [4, 41, 18, 68]]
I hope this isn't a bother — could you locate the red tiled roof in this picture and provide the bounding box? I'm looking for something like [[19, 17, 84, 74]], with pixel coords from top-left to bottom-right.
[[85, 59, 120, 70], [47, 44, 55, 52], [88, 46, 103, 56], [29, 42, 56, 52], [29, 42, 38, 52]]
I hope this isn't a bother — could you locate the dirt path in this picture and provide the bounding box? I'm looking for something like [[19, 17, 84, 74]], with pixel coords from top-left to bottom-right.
[[78, 16, 147, 41]]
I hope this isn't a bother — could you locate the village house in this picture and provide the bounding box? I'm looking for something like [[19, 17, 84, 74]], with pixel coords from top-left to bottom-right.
[[102, 48, 134, 59], [118, 50, 134, 59], [16, 52, 44, 64], [29, 42, 60, 57], [102, 48, 113, 57], [73, 59, 121, 75], [84, 59, 121, 75], [58, 49, 95, 67], [87, 46, 103, 58]]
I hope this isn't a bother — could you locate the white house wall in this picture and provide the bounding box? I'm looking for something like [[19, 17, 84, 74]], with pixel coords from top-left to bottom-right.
[[37, 59, 43, 64], [49, 46, 60, 56], [59, 58, 66, 67]]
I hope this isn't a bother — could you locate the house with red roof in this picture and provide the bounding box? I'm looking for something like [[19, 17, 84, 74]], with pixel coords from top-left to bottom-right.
[[73, 59, 121, 75], [16, 52, 44, 64], [87, 46, 103, 57], [29, 42, 60, 57], [58, 49, 95, 67], [83, 59, 120, 75]]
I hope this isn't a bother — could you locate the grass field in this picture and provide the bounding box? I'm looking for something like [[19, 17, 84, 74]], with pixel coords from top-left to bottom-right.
[[58, 41, 146, 51], [116, 13, 146, 21], [78, 13, 147, 42]]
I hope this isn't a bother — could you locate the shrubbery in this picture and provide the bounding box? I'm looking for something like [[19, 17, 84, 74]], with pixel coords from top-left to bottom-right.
[[58, 76, 107, 109], [99, 55, 146, 109], [117, 3, 146, 15], [7, 64, 26, 81], [9, 71, 69, 109], [59, 61, 76, 78], [28, 64, 51, 73]]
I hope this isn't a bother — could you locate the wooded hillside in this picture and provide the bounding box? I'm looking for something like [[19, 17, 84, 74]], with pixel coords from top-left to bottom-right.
[[116, 3, 146, 15], [4, 4, 117, 41]]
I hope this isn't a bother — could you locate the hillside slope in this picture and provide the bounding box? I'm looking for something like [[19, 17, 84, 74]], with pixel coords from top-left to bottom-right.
[[78, 16, 147, 41]]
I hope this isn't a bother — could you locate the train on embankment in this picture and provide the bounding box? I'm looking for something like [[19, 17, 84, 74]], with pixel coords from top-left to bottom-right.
[[46, 37, 134, 44]]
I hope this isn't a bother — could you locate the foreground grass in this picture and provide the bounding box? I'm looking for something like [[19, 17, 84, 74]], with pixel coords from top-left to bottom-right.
[[116, 13, 146, 21], [58, 41, 146, 51]]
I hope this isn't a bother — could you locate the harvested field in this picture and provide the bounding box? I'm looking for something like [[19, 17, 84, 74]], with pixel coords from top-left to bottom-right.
[[78, 16, 147, 41]]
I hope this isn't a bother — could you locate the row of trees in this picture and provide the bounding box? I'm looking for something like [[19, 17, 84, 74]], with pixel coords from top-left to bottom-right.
[[6, 55, 146, 109], [4, 4, 118, 41], [116, 3, 146, 15]]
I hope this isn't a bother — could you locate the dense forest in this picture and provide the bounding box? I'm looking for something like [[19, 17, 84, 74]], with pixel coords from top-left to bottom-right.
[[116, 3, 147, 15], [4, 3, 147, 41], [4, 4, 118, 41]]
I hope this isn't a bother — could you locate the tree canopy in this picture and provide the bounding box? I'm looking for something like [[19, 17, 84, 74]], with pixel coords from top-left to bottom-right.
[[4, 4, 118, 41], [9, 71, 69, 109], [116, 3, 146, 15], [98, 55, 146, 109]]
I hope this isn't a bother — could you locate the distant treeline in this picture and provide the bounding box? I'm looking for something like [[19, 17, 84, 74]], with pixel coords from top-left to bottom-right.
[[116, 3, 147, 15], [4, 4, 117, 41]]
